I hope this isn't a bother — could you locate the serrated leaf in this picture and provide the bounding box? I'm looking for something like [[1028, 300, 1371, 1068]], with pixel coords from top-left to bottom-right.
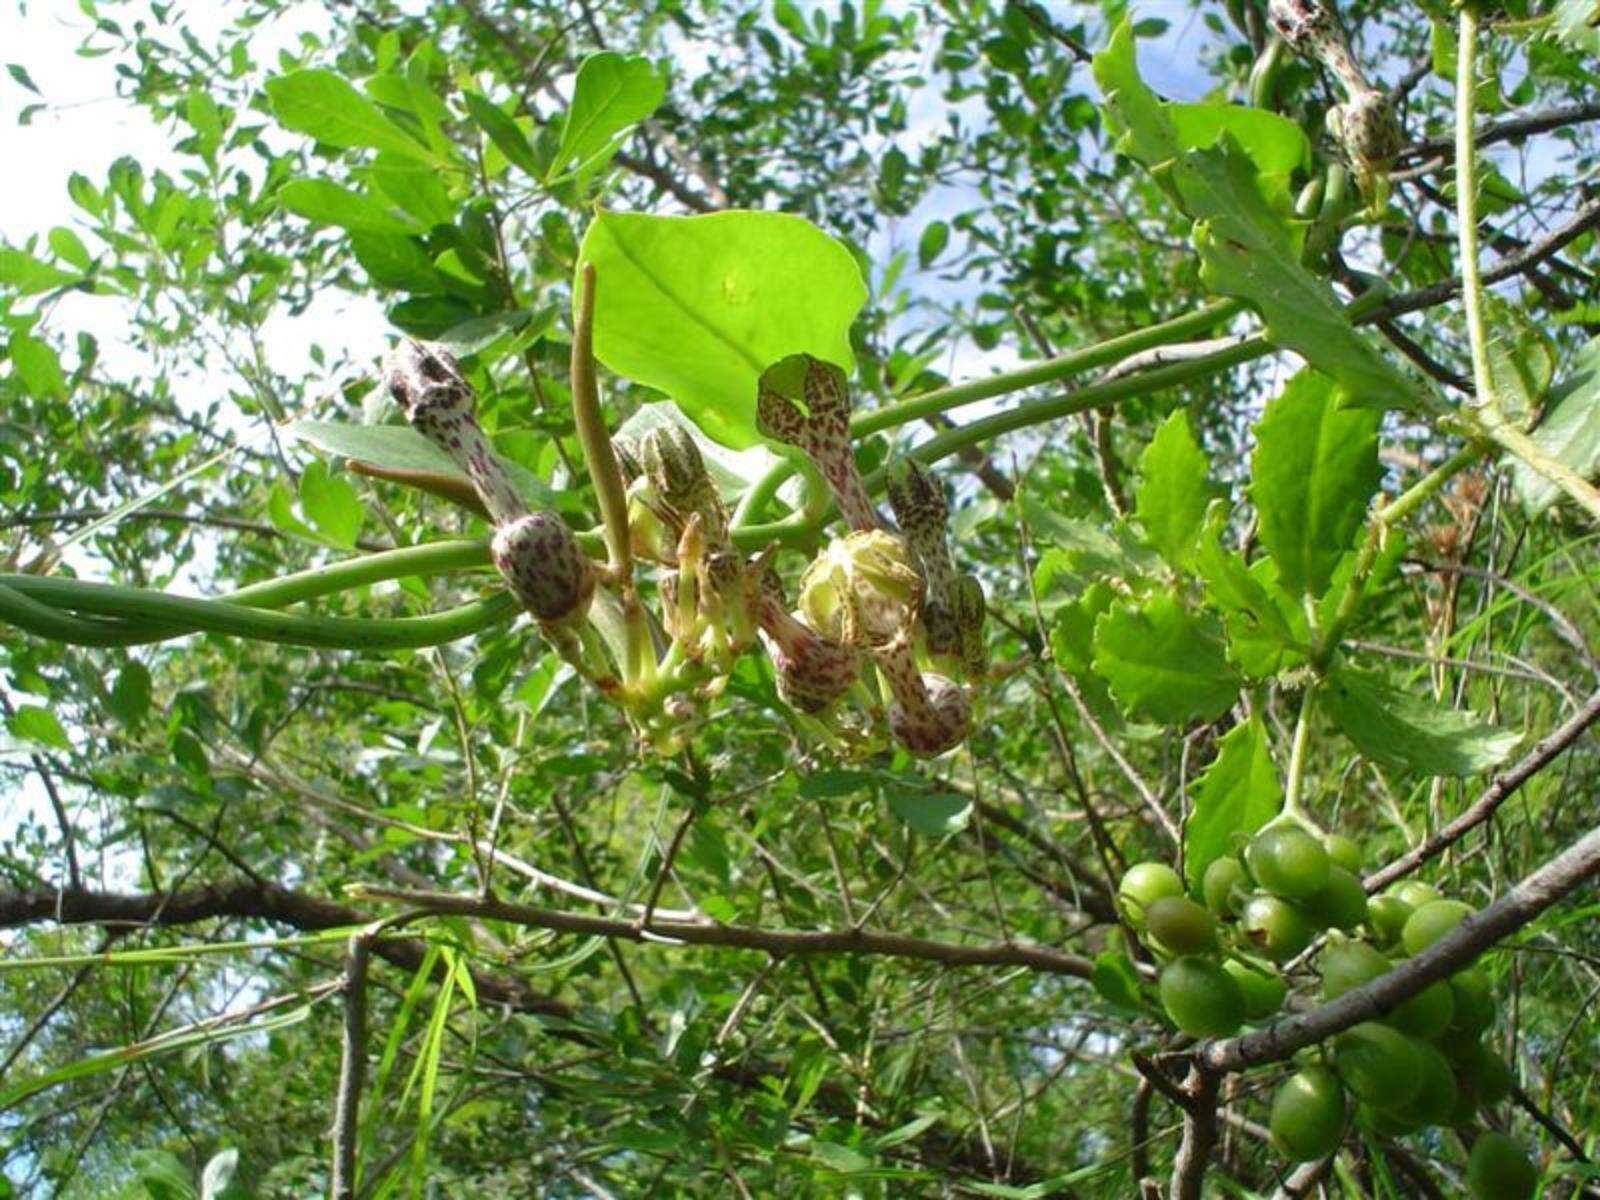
[[549, 53, 666, 182], [886, 791, 972, 837], [1514, 335, 1600, 515], [277, 178, 424, 235], [7, 704, 70, 751], [298, 460, 364, 548], [1322, 665, 1521, 776], [1091, 594, 1240, 724], [577, 210, 867, 449], [265, 68, 443, 165], [1193, 504, 1307, 680], [1184, 718, 1282, 888], [1249, 370, 1382, 598], [1134, 409, 1220, 567]]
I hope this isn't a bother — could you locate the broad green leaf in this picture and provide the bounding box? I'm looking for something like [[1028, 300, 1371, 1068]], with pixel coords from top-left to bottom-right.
[[298, 460, 364, 548], [277, 178, 424, 235], [577, 209, 867, 448], [0, 247, 81, 294], [1134, 410, 1220, 568], [433, 306, 553, 358], [7, 704, 71, 751], [10, 333, 67, 400], [918, 219, 949, 268], [48, 226, 91, 270], [349, 233, 444, 291], [462, 90, 541, 178], [1167, 102, 1308, 210], [266, 69, 442, 165], [1049, 582, 1124, 727], [1091, 594, 1240, 724], [1322, 665, 1521, 776], [1095, 22, 1424, 411], [107, 661, 152, 729], [1193, 507, 1308, 678], [1514, 335, 1600, 515], [1090, 949, 1143, 1010], [886, 790, 972, 837], [1249, 370, 1382, 598], [284, 420, 559, 512], [548, 53, 667, 182], [1183, 718, 1282, 888]]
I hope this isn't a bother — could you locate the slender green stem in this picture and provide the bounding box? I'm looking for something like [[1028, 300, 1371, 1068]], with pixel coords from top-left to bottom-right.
[[1313, 442, 1486, 666], [570, 263, 633, 577], [1455, 9, 1495, 408], [730, 455, 797, 531], [223, 540, 492, 609], [854, 299, 1246, 438], [1282, 684, 1319, 823], [0, 575, 518, 650]]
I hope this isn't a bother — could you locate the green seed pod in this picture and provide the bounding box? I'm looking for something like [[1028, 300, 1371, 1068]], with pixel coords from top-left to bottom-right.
[[1241, 894, 1316, 962], [1388, 979, 1455, 1040], [1319, 939, 1389, 1002], [1323, 833, 1363, 873], [1393, 1041, 1458, 1128], [1366, 894, 1412, 947], [1447, 968, 1496, 1039]]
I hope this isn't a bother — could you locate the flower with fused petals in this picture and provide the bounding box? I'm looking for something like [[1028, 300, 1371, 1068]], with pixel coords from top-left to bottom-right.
[[756, 353, 880, 531], [799, 530, 923, 649]]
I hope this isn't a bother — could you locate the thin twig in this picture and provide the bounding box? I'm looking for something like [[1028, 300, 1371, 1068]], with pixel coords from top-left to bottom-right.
[[331, 930, 375, 1200]]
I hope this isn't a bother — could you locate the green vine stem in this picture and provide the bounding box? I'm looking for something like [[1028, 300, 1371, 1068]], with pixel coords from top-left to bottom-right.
[[1451, 12, 1600, 524], [223, 539, 493, 608], [1280, 683, 1319, 824], [0, 575, 518, 649], [570, 263, 634, 580]]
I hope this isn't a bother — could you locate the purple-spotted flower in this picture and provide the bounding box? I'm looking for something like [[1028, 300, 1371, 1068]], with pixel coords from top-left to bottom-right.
[[755, 568, 860, 714], [756, 354, 880, 532], [798, 530, 923, 649]]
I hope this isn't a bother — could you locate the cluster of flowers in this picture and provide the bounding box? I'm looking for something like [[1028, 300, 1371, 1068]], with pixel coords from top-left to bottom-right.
[[381, 341, 986, 756]]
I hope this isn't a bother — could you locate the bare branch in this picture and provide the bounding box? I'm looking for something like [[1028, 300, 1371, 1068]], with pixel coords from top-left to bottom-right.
[[330, 930, 374, 1200]]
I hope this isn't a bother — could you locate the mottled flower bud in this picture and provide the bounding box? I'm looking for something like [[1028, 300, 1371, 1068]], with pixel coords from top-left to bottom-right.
[[873, 632, 972, 758], [756, 569, 859, 713], [490, 512, 596, 625], [382, 339, 526, 526], [756, 353, 879, 531], [799, 530, 923, 649], [885, 458, 965, 658], [953, 573, 988, 679], [1327, 91, 1402, 173], [612, 437, 644, 486], [641, 423, 729, 546]]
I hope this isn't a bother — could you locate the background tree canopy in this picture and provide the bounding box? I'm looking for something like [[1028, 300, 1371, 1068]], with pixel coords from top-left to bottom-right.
[[2, 0, 1599, 1197]]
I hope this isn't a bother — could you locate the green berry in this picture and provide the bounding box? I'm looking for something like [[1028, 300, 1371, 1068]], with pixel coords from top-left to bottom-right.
[[1462, 1042, 1514, 1105], [1269, 1066, 1347, 1162], [1202, 855, 1248, 916], [1301, 866, 1368, 931], [1145, 896, 1219, 955], [1158, 957, 1246, 1038], [1447, 968, 1496, 1039], [1366, 894, 1413, 947], [1323, 833, 1363, 873], [1388, 979, 1455, 1040], [1241, 894, 1316, 962], [1223, 958, 1287, 1020], [1467, 1132, 1538, 1200], [1246, 826, 1331, 900], [1332, 1022, 1423, 1109], [1393, 880, 1442, 910], [1319, 940, 1389, 1002], [1393, 1041, 1458, 1128], [1119, 862, 1184, 925], [1401, 899, 1474, 955]]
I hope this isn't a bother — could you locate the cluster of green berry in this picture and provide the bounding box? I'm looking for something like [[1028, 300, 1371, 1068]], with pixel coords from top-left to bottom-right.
[[1118, 823, 1538, 1197]]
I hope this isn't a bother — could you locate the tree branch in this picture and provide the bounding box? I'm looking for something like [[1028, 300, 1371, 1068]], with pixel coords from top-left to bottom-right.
[[330, 930, 374, 1200], [1364, 687, 1600, 891]]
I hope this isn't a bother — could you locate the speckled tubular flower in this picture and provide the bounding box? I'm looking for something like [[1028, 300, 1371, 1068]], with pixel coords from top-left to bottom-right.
[[384, 339, 594, 626], [885, 457, 975, 664], [756, 353, 879, 532], [873, 630, 972, 758], [1267, 0, 1400, 179], [755, 569, 859, 714], [383, 340, 526, 527]]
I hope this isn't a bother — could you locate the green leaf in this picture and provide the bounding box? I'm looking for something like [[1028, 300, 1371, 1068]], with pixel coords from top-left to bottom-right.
[[548, 53, 667, 182], [265, 69, 442, 165], [1090, 949, 1143, 1010], [1514, 334, 1600, 515], [1483, 295, 1554, 430], [1249, 370, 1382, 598], [48, 226, 91, 270], [1552, 0, 1600, 56], [298, 460, 364, 548], [277, 179, 424, 235], [107, 662, 153, 729], [7, 704, 71, 751], [1183, 718, 1282, 888], [578, 209, 867, 449], [9, 334, 67, 400], [0, 248, 80, 295], [7, 63, 42, 96], [1192, 504, 1308, 679], [1322, 666, 1521, 777], [1134, 410, 1219, 568], [462, 90, 541, 177], [886, 791, 972, 837], [1167, 102, 1307, 210], [811, 1141, 874, 1174], [917, 219, 949, 268], [284, 420, 560, 513], [1091, 594, 1240, 724]]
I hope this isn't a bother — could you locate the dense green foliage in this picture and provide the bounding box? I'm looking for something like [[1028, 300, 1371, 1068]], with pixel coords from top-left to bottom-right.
[[3, 1, 1600, 1197]]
